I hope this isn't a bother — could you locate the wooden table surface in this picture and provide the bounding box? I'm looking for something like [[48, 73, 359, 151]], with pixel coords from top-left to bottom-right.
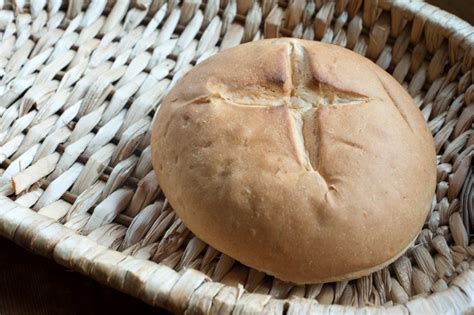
[[0, 1, 472, 315], [0, 237, 168, 315], [427, 0, 474, 25]]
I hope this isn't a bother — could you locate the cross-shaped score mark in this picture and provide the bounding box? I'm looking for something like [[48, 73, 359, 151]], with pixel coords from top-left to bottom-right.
[[204, 41, 372, 175]]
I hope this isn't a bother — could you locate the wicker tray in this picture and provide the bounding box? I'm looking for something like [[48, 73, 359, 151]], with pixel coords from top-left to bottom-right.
[[0, 0, 473, 313]]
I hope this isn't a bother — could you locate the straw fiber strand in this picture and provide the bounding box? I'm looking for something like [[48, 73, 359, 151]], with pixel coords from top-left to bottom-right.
[[0, 0, 472, 313]]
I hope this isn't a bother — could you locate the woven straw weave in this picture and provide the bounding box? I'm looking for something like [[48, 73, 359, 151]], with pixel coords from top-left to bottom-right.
[[0, 0, 472, 313]]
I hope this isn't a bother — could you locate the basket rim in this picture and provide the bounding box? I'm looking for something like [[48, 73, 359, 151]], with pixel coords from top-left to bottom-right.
[[398, 0, 474, 50], [0, 0, 473, 313], [1, 195, 473, 313]]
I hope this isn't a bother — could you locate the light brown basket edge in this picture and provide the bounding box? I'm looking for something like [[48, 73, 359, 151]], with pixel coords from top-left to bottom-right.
[[1, 195, 473, 314], [266, 0, 474, 54], [0, 0, 473, 313]]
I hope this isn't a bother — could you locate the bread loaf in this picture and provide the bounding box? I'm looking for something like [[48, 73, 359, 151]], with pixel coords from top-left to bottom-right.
[[151, 38, 437, 284]]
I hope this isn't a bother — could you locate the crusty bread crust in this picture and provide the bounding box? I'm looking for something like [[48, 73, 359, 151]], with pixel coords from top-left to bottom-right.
[[151, 38, 437, 284]]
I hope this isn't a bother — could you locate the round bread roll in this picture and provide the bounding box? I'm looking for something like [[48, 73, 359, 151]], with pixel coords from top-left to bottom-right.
[[151, 38, 436, 284]]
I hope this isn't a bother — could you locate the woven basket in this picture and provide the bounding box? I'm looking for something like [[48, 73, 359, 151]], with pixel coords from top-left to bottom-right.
[[0, 0, 473, 313]]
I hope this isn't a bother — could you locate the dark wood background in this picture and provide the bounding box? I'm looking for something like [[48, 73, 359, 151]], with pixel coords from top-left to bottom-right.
[[0, 1, 471, 314], [0, 237, 163, 315], [428, 0, 474, 25]]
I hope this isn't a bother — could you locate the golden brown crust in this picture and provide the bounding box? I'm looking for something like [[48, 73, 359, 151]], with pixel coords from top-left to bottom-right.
[[151, 38, 437, 284]]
